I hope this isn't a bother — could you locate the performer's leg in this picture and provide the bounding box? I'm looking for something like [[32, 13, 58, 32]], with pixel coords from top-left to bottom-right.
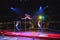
[[40, 25, 43, 32], [16, 26, 19, 31]]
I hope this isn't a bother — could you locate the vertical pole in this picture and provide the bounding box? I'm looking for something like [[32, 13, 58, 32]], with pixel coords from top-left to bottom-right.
[[38, 25, 39, 32], [20, 21, 21, 32], [25, 19, 26, 32], [30, 22, 31, 32], [0, 23, 1, 32], [14, 21, 15, 32]]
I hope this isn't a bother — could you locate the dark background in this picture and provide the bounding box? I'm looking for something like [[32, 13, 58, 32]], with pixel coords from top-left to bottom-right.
[[0, 0, 60, 21], [0, 0, 60, 33]]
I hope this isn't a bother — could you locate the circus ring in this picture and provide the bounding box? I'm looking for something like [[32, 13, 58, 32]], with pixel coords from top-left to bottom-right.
[[0, 21, 60, 40]]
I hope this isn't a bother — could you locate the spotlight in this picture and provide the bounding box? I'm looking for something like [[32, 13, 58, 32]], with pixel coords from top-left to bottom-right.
[[40, 6, 42, 9], [38, 15, 45, 20], [11, 7, 14, 9], [10, 7, 16, 11], [38, 16, 42, 19]]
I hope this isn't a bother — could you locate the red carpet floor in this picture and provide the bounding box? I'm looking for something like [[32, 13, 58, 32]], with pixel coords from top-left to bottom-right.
[[0, 31, 60, 39]]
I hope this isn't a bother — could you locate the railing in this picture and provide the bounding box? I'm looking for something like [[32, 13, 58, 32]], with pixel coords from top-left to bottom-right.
[[0, 21, 60, 32]]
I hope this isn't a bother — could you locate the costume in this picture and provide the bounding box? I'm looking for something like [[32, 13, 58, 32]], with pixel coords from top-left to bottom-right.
[[15, 21, 20, 31], [38, 20, 43, 31]]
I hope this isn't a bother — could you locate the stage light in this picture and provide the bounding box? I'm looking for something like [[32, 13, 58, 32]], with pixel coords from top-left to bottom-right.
[[46, 5, 48, 8], [10, 7, 21, 15], [10, 7, 16, 11], [44, 5, 48, 9], [40, 6, 42, 9], [11, 7, 14, 9], [32, 6, 44, 18], [38, 16, 42, 19], [38, 15, 45, 20], [39, 6, 44, 13]]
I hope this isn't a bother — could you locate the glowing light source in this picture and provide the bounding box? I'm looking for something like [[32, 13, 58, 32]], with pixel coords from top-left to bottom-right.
[[39, 6, 44, 13], [10, 7, 16, 11], [11, 7, 14, 9], [38, 15, 45, 20], [40, 6, 42, 9]]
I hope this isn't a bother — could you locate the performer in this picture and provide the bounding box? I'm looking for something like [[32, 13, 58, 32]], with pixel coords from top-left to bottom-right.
[[15, 21, 20, 31], [21, 13, 32, 20], [21, 13, 32, 31], [38, 20, 43, 32]]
